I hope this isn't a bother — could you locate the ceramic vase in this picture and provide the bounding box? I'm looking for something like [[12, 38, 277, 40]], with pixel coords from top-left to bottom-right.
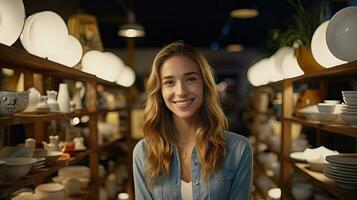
[[57, 83, 70, 113]]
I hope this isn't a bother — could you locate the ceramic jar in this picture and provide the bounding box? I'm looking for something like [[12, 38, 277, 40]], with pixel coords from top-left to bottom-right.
[[46, 90, 59, 112]]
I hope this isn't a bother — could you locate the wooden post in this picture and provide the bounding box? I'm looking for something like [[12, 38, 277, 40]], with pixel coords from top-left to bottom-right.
[[281, 80, 293, 200], [86, 79, 99, 199]]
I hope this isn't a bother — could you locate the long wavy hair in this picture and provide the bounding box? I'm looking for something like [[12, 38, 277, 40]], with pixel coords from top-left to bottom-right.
[[144, 41, 227, 185]]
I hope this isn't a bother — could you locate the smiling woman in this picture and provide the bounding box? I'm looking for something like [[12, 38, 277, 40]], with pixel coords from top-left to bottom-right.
[[132, 41, 253, 200]]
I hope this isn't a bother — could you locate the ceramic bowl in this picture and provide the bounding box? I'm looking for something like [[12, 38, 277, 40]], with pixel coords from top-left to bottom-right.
[[0, 157, 36, 179], [310, 113, 339, 123], [45, 151, 62, 164], [317, 103, 336, 113], [35, 183, 65, 200], [0, 91, 28, 115], [340, 113, 357, 128], [58, 165, 90, 179], [323, 100, 341, 104], [0, 146, 34, 158]]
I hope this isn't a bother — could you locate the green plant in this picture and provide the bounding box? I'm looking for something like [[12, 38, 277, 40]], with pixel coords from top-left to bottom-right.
[[280, 0, 326, 47]]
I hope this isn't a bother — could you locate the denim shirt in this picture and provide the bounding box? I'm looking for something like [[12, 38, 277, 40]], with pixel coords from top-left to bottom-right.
[[133, 131, 253, 200]]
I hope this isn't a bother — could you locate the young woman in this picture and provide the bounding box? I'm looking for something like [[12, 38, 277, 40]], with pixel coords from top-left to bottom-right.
[[133, 41, 252, 200]]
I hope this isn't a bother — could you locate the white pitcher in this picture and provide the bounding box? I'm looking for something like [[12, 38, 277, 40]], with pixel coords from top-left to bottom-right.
[[46, 90, 59, 112], [57, 83, 70, 113]]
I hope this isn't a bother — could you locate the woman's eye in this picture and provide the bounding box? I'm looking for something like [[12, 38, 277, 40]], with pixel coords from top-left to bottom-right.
[[186, 77, 197, 82], [164, 80, 174, 86]]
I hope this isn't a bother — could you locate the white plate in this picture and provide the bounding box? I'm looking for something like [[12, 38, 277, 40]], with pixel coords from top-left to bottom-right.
[[0, 0, 25, 46], [325, 170, 357, 183], [20, 13, 41, 53], [289, 152, 306, 162]]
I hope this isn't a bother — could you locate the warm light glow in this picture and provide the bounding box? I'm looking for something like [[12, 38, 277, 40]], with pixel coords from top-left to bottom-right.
[[82, 50, 124, 82], [226, 44, 244, 52], [118, 24, 145, 38], [71, 117, 80, 125], [311, 21, 346, 68], [116, 66, 136, 87], [230, 8, 259, 19], [268, 188, 281, 199], [280, 51, 304, 78], [0, 0, 25, 46], [118, 193, 129, 200], [29, 11, 68, 59], [80, 115, 90, 123]]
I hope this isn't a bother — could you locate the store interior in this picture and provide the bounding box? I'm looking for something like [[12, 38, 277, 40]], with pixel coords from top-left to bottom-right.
[[0, 0, 357, 199]]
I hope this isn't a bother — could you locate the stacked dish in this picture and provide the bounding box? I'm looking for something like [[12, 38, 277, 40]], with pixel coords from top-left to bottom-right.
[[340, 91, 357, 127], [325, 154, 357, 189]]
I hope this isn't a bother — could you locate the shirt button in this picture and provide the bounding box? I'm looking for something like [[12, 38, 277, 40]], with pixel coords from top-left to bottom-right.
[[195, 180, 199, 185]]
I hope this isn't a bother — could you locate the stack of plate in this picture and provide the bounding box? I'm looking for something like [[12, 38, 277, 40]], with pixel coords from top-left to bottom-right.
[[325, 154, 357, 189], [31, 157, 46, 171], [340, 91, 357, 128]]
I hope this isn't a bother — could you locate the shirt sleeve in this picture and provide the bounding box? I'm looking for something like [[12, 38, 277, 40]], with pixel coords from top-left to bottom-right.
[[228, 138, 253, 200], [133, 140, 154, 200]]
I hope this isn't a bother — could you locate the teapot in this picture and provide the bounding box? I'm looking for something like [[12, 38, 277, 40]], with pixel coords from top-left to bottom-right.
[[42, 135, 65, 152]]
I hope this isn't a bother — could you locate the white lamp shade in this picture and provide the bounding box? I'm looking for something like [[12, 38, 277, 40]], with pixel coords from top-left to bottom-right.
[[326, 6, 357, 62], [20, 13, 40, 53], [274, 47, 293, 74], [116, 66, 135, 87], [281, 51, 304, 79], [247, 59, 269, 86], [102, 52, 125, 82], [82, 50, 106, 75], [266, 57, 283, 82], [51, 35, 83, 67], [0, 0, 25, 46], [311, 21, 346, 68], [29, 11, 68, 58]]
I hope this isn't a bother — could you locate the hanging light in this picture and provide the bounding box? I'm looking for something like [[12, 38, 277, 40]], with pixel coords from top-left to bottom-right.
[[118, 11, 145, 38], [230, 8, 259, 19]]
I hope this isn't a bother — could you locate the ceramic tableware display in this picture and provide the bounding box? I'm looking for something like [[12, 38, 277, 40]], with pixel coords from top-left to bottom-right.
[[57, 83, 70, 113], [35, 96, 50, 112], [46, 90, 59, 112], [325, 154, 357, 189], [42, 135, 63, 152], [340, 91, 357, 127]]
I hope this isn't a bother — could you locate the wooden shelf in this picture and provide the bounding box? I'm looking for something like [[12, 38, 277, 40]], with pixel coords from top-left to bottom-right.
[[0, 110, 93, 126], [0, 43, 95, 81], [285, 116, 357, 138], [0, 150, 90, 199], [292, 162, 357, 200]]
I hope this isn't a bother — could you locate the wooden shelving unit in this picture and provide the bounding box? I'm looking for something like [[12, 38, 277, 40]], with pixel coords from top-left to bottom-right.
[[251, 60, 357, 200], [0, 43, 132, 199]]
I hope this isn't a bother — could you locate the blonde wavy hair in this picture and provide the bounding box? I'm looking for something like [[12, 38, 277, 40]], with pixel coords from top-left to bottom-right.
[[144, 41, 227, 185]]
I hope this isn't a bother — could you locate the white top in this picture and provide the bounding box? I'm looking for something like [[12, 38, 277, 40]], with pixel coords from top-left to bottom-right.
[[181, 180, 193, 200]]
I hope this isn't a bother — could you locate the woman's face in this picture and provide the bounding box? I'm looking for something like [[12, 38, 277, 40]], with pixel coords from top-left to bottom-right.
[[160, 55, 204, 121]]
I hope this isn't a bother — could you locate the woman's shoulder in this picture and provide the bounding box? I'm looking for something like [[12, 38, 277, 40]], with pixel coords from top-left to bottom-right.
[[224, 131, 252, 153], [133, 139, 148, 158]]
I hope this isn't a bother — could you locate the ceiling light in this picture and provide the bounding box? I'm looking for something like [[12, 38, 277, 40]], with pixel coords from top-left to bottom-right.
[[118, 12, 145, 38], [226, 44, 244, 52], [230, 8, 259, 19]]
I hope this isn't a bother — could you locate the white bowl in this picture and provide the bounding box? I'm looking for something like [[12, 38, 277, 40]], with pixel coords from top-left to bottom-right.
[[310, 113, 339, 123], [324, 100, 341, 105], [35, 183, 65, 200], [317, 103, 336, 113], [45, 151, 62, 164], [340, 113, 357, 128], [0, 157, 36, 179], [291, 183, 313, 200], [307, 159, 325, 172]]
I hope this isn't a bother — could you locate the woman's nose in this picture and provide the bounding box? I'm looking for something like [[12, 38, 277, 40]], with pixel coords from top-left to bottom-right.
[[175, 81, 188, 96]]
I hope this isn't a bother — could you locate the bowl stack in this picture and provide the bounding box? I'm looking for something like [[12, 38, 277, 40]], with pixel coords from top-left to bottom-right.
[[325, 154, 357, 190], [340, 91, 357, 127]]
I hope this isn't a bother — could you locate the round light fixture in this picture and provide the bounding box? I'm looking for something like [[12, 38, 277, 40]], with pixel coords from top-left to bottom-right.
[[226, 44, 244, 52], [230, 8, 259, 19]]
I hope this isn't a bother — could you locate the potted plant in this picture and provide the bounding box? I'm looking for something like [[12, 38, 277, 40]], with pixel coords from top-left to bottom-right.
[[280, 0, 326, 73]]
